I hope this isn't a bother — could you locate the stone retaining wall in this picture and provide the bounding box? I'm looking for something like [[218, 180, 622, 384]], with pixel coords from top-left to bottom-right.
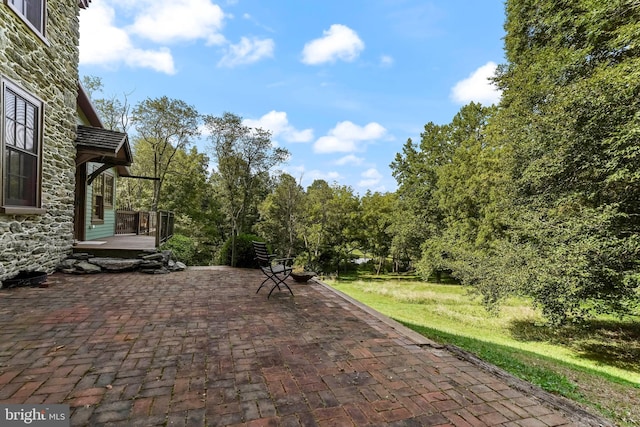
[[58, 251, 187, 275]]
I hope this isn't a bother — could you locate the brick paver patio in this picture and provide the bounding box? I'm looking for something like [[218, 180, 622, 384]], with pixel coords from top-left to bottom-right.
[[0, 267, 611, 426]]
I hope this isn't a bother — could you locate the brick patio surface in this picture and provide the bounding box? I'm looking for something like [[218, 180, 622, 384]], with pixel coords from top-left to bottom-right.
[[0, 267, 611, 426]]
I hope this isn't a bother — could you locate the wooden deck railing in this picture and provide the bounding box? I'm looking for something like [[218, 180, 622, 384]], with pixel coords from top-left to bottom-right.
[[116, 210, 174, 246], [156, 210, 175, 246]]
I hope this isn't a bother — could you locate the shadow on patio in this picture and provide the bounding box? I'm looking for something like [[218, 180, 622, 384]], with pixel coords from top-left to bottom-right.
[[0, 268, 610, 426]]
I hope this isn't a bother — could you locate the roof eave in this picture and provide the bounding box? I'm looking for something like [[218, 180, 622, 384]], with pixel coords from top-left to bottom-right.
[[77, 83, 103, 128]]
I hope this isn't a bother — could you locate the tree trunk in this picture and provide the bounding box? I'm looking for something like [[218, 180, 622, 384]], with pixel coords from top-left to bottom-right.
[[376, 256, 383, 275]]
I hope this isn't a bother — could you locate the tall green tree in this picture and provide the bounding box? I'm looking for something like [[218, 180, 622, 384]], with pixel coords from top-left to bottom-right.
[[131, 97, 201, 211], [117, 139, 155, 211], [361, 191, 397, 274], [390, 103, 500, 279], [256, 173, 305, 257], [299, 180, 360, 274], [300, 179, 334, 270], [488, 0, 640, 323], [161, 147, 222, 264], [326, 184, 362, 274], [421, 103, 506, 283], [389, 122, 452, 270], [204, 112, 289, 266]]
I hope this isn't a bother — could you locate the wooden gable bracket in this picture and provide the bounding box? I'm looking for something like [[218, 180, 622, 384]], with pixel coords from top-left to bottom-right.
[[87, 163, 116, 185]]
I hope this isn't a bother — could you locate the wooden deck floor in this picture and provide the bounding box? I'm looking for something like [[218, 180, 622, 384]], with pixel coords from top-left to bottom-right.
[[74, 234, 157, 251]]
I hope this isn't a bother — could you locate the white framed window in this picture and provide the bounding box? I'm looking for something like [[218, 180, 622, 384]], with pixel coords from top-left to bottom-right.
[[1, 78, 44, 213], [5, 0, 46, 40]]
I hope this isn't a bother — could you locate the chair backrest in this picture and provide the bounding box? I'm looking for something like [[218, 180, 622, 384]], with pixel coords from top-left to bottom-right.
[[252, 241, 271, 266]]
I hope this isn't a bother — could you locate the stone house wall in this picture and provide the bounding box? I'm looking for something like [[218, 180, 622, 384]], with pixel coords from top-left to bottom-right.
[[0, 0, 81, 281]]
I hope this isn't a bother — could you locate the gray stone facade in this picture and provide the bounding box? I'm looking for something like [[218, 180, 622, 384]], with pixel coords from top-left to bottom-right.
[[0, 1, 80, 282]]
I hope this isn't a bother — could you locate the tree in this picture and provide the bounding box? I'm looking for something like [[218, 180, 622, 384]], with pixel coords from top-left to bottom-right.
[[389, 102, 504, 283], [299, 180, 360, 274], [131, 97, 200, 211], [325, 184, 362, 274], [81, 75, 131, 133], [299, 179, 334, 271], [423, 103, 505, 283], [486, 0, 640, 323], [361, 191, 397, 274], [117, 139, 155, 211], [389, 122, 454, 272], [256, 173, 305, 258], [204, 112, 289, 266], [161, 147, 222, 264]]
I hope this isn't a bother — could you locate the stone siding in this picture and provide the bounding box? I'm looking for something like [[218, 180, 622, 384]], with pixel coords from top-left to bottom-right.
[[0, 0, 80, 282]]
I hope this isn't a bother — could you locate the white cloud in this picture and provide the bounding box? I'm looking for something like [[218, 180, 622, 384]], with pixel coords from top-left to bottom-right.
[[79, 2, 175, 74], [242, 12, 275, 33], [380, 55, 394, 67], [79, 0, 232, 73], [335, 154, 364, 166], [218, 37, 275, 67], [314, 121, 387, 154], [128, 48, 175, 73], [243, 111, 313, 143], [302, 24, 364, 65], [358, 168, 383, 188], [451, 61, 502, 105], [129, 0, 226, 45]]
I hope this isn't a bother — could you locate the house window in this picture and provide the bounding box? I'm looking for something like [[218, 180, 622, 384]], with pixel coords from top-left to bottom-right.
[[104, 174, 114, 207], [91, 170, 114, 223], [6, 0, 46, 38], [91, 170, 104, 223], [2, 79, 43, 211]]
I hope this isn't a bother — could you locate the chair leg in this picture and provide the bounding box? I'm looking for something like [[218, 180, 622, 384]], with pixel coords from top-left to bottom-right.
[[267, 274, 293, 298], [256, 277, 270, 294], [257, 275, 283, 295]]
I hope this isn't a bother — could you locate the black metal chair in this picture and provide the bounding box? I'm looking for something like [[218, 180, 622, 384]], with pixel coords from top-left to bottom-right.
[[252, 241, 294, 298]]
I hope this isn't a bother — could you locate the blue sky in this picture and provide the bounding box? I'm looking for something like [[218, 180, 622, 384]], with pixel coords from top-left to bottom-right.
[[78, 0, 505, 194]]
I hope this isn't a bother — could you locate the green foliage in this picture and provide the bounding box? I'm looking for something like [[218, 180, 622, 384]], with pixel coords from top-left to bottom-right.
[[299, 180, 361, 275], [485, 0, 640, 323], [161, 234, 196, 264], [361, 191, 397, 274], [387, 1, 640, 324], [131, 96, 201, 211], [218, 233, 263, 268], [255, 173, 304, 258], [161, 148, 223, 265], [205, 112, 289, 245], [393, 103, 504, 285]]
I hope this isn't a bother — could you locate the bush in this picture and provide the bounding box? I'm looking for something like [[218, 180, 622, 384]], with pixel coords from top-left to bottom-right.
[[218, 234, 264, 268], [161, 234, 196, 264]]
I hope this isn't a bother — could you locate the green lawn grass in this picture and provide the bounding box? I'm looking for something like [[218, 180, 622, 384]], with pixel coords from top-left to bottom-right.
[[325, 278, 640, 426]]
